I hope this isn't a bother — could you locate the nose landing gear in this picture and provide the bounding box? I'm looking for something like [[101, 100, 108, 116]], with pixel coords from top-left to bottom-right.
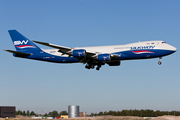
[[158, 57, 162, 65]]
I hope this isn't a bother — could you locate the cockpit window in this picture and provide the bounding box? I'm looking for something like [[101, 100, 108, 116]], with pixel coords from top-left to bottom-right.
[[162, 42, 166, 43]]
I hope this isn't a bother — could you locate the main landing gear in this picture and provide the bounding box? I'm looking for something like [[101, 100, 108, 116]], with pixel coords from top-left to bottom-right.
[[85, 64, 94, 69], [85, 63, 102, 70], [158, 57, 162, 65]]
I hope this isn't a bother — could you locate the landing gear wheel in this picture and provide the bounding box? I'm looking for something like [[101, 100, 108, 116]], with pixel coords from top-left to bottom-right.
[[96, 67, 100, 70], [91, 65, 94, 69], [158, 57, 162, 65], [85, 65, 90, 69], [96, 64, 101, 70], [158, 61, 162, 65]]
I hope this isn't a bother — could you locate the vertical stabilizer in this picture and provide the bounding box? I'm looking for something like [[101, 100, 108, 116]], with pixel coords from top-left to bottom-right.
[[8, 30, 41, 51]]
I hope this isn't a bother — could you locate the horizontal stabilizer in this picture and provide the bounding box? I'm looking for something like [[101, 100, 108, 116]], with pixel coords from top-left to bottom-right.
[[4, 49, 32, 56]]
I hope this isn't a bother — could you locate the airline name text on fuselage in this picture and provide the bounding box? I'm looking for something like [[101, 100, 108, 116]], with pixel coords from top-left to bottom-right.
[[131, 46, 155, 50]]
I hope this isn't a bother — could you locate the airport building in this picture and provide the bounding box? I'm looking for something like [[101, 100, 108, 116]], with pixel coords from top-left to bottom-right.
[[0, 106, 16, 118], [60, 115, 68, 119], [79, 112, 87, 117]]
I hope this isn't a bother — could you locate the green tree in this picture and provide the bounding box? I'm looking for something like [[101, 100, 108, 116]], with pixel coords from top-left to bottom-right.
[[22, 111, 26, 116], [90, 113, 94, 116], [103, 111, 108, 115], [98, 111, 103, 116], [44, 113, 48, 117], [30, 111, 36, 116], [108, 110, 114, 115], [16, 110, 22, 115], [27, 110, 30, 116], [50, 111, 59, 117]]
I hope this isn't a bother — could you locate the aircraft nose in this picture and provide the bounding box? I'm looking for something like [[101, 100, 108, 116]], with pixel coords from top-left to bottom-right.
[[172, 46, 177, 51], [170, 46, 177, 52]]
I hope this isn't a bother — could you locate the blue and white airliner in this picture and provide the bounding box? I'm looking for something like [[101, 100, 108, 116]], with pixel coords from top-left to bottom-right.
[[5, 30, 177, 70]]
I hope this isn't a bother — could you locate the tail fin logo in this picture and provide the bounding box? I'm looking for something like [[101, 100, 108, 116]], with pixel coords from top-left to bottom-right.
[[14, 40, 35, 48], [14, 40, 28, 45]]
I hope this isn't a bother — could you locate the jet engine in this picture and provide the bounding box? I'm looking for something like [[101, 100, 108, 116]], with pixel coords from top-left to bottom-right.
[[97, 54, 111, 61], [72, 49, 86, 57]]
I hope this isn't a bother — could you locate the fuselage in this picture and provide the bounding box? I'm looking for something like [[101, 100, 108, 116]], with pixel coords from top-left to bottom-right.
[[30, 40, 176, 63]]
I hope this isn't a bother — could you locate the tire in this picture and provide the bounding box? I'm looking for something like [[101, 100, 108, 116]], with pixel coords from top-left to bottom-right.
[[158, 61, 162, 65]]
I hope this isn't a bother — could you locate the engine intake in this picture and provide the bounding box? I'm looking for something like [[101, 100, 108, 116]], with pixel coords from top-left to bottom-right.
[[72, 49, 86, 57], [97, 54, 111, 61]]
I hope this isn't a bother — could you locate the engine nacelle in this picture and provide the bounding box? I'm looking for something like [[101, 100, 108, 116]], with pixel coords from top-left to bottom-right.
[[72, 49, 86, 57], [107, 61, 121, 66], [97, 54, 111, 61]]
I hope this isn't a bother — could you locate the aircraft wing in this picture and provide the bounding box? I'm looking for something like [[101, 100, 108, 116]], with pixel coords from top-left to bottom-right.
[[32, 40, 121, 63], [32, 40, 72, 54]]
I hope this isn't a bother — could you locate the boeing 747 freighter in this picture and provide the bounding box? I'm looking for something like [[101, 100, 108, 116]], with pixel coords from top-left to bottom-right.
[[5, 30, 177, 70]]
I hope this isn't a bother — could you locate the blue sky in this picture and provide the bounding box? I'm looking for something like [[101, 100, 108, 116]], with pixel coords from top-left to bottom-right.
[[1, 0, 180, 114]]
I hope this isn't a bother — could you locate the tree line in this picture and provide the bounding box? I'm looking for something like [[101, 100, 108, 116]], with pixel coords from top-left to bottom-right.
[[16, 109, 180, 117], [16, 110, 68, 117], [90, 109, 180, 117]]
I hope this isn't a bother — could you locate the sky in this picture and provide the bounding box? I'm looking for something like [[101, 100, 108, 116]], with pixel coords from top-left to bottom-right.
[[0, 0, 180, 114]]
